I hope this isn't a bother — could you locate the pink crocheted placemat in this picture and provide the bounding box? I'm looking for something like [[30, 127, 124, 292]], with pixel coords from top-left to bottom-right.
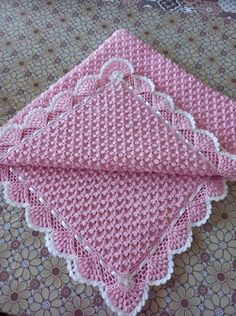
[[0, 29, 236, 316]]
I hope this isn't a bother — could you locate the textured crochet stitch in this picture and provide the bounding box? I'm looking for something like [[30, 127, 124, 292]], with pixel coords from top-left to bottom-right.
[[0, 30, 236, 316]]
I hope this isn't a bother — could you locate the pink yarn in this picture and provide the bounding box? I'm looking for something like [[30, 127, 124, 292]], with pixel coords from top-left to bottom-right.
[[0, 30, 235, 315]]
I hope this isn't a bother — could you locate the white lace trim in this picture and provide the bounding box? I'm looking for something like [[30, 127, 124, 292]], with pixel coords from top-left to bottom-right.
[[125, 75, 236, 163], [1, 177, 228, 316], [0, 57, 234, 316], [1, 58, 235, 170]]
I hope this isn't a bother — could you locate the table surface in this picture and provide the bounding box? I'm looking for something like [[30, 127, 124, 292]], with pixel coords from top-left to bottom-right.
[[0, 1, 235, 316]]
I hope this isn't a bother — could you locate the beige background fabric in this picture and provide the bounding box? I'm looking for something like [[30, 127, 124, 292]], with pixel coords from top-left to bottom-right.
[[0, 1, 235, 315], [109, 0, 236, 18]]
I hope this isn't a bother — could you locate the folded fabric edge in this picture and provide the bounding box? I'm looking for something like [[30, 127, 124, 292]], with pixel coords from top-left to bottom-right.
[[1, 57, 236, 178], [1, 29, 127, 130], [3, 29, 235, 140], [0, 28, 235, 316], [0, 175, 229, 316]]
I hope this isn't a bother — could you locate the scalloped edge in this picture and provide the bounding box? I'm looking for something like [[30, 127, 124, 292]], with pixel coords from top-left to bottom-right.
[[125, 75, 236, 163], [1, 177, 229, 316], [0, 57, 235, 315], [1, 58, 236, 165]]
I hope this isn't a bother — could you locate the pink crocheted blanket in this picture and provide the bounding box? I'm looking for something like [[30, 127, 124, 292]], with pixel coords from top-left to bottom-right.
[[1, 30, 236, 315]]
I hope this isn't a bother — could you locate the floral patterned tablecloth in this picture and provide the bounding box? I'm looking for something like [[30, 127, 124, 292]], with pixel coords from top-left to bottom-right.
[[0, 1, 236, 316], [108, 0, 236, 18]]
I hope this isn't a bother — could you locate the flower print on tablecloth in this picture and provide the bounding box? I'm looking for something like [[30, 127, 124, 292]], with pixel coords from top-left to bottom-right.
[[41, 256, 70, 288], [0, 280, 31, 315], [10, 248, 41, 281], [31, 288, 62, 316], [206, 262, 236, 294]]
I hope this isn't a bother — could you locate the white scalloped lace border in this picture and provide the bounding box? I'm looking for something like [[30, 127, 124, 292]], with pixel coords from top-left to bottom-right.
[[0, 57, 234, 316], [1, 177, 229, 316]]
